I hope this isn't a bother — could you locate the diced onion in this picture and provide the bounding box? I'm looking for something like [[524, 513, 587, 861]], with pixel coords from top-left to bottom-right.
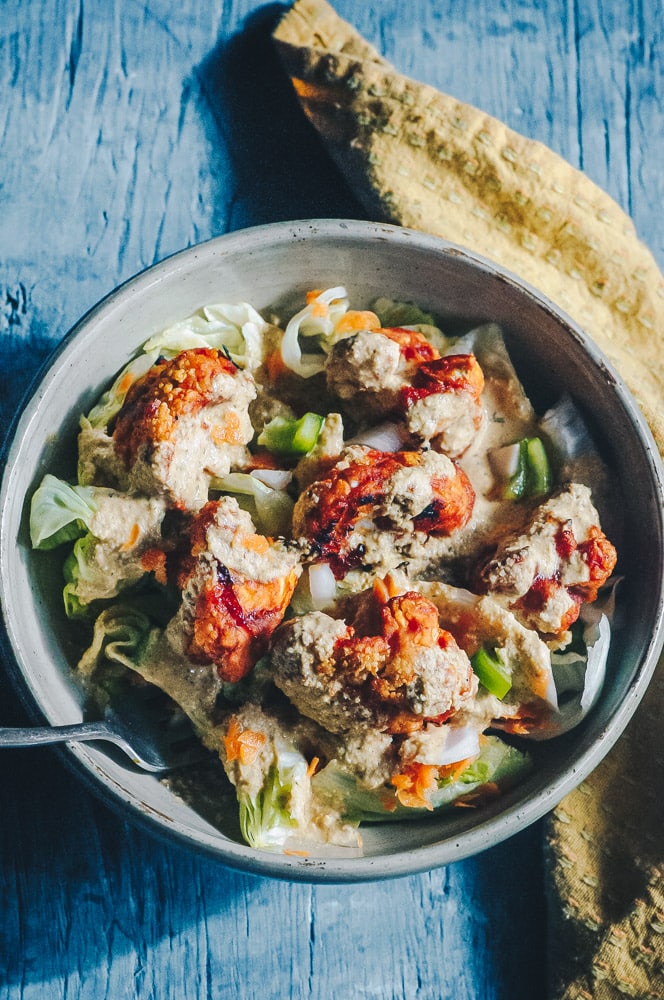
[[250, 469, 293, 490], [524, 612, 611, 740], [211, 473, 294, 537], [488, 442, 521, 479], [436, 725, 481, 767], [308, 563, 337, 609], [349, 421, 409, 453]]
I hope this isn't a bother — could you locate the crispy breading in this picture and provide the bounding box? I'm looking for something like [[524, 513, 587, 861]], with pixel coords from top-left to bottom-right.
[[292, 446, 475, 577]]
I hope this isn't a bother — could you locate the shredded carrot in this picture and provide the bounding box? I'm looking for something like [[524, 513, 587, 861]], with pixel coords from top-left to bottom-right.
[[391, 763, 438, 811], [211, 410, 243, 445], [140, 548, 167, 585], [224, 716, 266, 765], [118, 371, 135, 395], [306, 756, 320, 778], [283, 848, 310, 857], [263, 349, 289, 383], [246, 449, 281, 470], [120, 522, 140, 551], [305, 288, 324, 304], [529, 671, 553, 701], [499, 720, 532, 736], [500, 702, 545, 735], [334, 310, 381, 334], [372, 573, 406, 607], [233, 528, 270, 555], [310, 300, 328, 318], [437, 756, 476, 783], [383, 572, 403, 598], [453, 782, 501, 808], [373, 577, 390, 605]]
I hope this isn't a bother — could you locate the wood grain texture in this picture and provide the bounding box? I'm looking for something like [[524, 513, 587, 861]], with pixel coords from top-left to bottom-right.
[[1, 2, 661, 998]]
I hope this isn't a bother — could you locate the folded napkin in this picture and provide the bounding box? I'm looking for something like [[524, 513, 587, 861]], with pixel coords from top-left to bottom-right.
[[273, 2, 664, 997]]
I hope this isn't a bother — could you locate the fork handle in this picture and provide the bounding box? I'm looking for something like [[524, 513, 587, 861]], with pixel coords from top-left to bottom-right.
[[0, 721, 110, 748]]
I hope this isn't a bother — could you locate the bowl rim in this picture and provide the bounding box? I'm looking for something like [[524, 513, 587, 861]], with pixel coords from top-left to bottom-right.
[[2, 217, 664, 882]]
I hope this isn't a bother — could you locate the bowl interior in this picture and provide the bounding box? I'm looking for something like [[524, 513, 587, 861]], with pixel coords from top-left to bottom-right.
[[2, 219, 663, 881]]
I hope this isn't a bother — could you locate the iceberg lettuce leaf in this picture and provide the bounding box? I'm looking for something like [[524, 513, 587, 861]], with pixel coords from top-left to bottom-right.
[[279, 286, 349, 377], [371, 296, 437, 330], [84, 350, 159, 430], [142, 302, 269, 372], [30, 474, 99, 550], [77, 604, 159, 686], [312, 735, 532, 823], [238, 746, 310, 850]]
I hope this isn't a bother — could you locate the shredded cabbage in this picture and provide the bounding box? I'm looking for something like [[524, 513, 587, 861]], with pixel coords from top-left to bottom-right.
[[77, 605, 157, 680], [372, 296, 437, 330], [372, 297, 448, 352], [61, 532, 143, 619], [451, 323, 535, 420], [85, 350, 160, 429], [533, 610, 612, 739], [143, 302, 268, 372]]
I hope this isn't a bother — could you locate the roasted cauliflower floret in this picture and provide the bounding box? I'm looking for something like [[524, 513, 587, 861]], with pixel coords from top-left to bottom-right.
[[474, 483, 617, 638], [170, 496, 301, 682], [107, 348, 256, 510], [270, 590, 477, 735], [292, 445, 475, 578]]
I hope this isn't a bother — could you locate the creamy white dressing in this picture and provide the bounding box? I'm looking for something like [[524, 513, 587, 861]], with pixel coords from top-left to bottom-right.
[[61, 292, 617, 853]]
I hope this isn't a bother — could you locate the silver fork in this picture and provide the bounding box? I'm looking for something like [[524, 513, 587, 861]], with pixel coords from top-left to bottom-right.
[[0, 689, 211, 773]]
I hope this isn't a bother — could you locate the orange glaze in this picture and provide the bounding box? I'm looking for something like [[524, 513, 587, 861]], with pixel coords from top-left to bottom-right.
[[298, 449, 475, 577], [113, 348, 238, 467], [400, 353, 484, 411], [188, 565, 300, 683], [379, 327, 440, 365], [332, 591, 473, 732]]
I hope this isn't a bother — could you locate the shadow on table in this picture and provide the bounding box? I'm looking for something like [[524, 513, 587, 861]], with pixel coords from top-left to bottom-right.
[[0, 735, 250, 985], [0, 711, 546, 1000], [192, 3, 368, 231]]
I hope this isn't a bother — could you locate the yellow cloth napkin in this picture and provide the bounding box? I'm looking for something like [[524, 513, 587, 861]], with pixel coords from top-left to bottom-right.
[[273, 2, 664, 997]]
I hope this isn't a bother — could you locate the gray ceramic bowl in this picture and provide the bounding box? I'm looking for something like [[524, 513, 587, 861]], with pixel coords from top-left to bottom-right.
[[2, 219, 663, 882]]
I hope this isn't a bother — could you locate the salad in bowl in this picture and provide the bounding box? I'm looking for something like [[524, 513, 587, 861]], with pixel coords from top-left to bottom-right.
[[28, 283, 618, 854]]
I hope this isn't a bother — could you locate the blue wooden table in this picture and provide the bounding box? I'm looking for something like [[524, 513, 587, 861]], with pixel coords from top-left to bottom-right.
[[1, 2, 661, 997]]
